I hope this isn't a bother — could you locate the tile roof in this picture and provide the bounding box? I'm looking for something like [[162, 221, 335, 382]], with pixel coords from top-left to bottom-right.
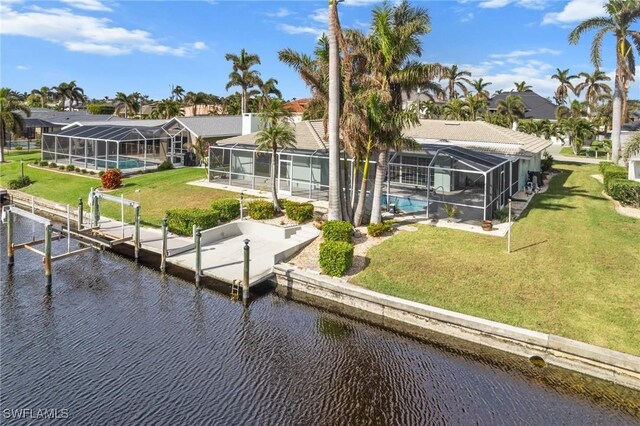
[[21, 108, 122, 125], [487, 91, 557, 120], [284, 98, 311, 114], [169, 116, 242, 138], [217, 120, 326, 151], [403, 119, 552, 157]]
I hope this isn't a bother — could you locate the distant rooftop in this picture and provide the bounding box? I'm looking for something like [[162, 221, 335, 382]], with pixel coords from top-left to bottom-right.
[[487, 91, 558, 120], [165, 116, 243, 138], [21, 108, 122, 125], [218, 120, 326, 151]]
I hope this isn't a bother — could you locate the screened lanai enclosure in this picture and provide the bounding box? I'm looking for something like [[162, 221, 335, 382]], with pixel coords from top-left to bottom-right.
[[42, 125, 172, 173], [209, 143, 518, 221]]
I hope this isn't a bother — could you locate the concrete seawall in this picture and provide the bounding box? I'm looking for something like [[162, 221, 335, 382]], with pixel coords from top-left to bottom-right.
[[273, 264, 640, 391]]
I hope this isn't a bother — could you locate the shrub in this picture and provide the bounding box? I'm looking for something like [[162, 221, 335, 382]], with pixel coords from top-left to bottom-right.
[[32, 160, 39, 165], [39, 161, 48, 166], [100, 169, 122, 190], [541, 151, 553, 173], [87, 104, 116, 115], [322, 220, 353, 242], [8, 176, 32, 189], [89, 171, 96, 175], [493, 207, 516, 223], [284, 201, 314, 223], [247, 200, 275, 220], [48, 162, 57, 168], [157, 160, 174, 171], [211, 198, 240, 222], [66, 164, 75, 172], [14, 146, 23, 151], [58, 165, 65, 170], [319, 241, 354, 277], [608, 179, 640, 207], [166, 208, 219, 236], [601, 164, 627, 193], [367, 221, 393, 237]]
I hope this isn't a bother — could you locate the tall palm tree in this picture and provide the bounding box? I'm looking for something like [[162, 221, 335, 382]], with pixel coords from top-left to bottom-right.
[[171, 85, 185, 102], [225, 48, 262, 114], [551, 68, 578, 105], [255, 98, 296, 212], [560, 117, 597, 154], [31, 86, 51, 108], [465, 94, 484, 121], [442, 98, 469, 121], [497, 95, 526, 128], [257, 77, 282, 110], [574, 69, 612, 117], [0, 88, 30, 162], [569, 0, 640, 163], [52, 81, 85, 111], [365, 0, 430, 224], [327, 0, 343, 221], [470, 78, 492, 103], [441, 65, 472, 99], [513, 81, 532, 92], [114, 92, 135, 118]]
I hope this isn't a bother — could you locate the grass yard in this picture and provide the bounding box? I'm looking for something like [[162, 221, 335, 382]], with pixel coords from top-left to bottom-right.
[[559, 146, 608, 160], [353, 162, 640, 355], [0, 151, 237, 227]]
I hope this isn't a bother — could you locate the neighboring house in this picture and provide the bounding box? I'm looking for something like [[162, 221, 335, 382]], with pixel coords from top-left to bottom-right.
[[284, 98, 310, 123], [621, 124, 640, 182], [20, 108, 121, 127], [487, 90, 558, 121], [209, 119, 551, 221], [40, 114, 257, 172]]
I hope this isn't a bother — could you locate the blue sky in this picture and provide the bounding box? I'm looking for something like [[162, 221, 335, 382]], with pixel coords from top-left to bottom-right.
[[1, 0, 638, 102]]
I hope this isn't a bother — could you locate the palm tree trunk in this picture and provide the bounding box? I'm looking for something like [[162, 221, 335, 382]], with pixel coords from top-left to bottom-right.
[[242, 88, 247, 115], [353, 140, 372, 226], [271, 147, 281, 212], [340, 154, 351, 221], [611, 79, 622, 164], [327, 0, 342, 221], [0, 120, 5, 163], [369, 148, 388, 225]]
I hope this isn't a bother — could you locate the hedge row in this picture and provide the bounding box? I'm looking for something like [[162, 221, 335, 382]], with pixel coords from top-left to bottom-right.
[[600, 163, 627, 193], [608, 179, 640, 207], [247, 200, 275, 220], [319, 240, 354, 277], [283, 200, 314, 223], [166, 209, 219, 236], [211, 199, 240, 222], [322, 220, 353, 242]]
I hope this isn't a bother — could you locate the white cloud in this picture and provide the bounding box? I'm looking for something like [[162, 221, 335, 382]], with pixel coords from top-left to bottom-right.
[[460, 12, 474, 23], [265, 7, 291, 18], [542, 0, 606, 25], [16, 65, 28, 70], [342, 0, 383, 6], [310, 8, 328, 24], [0, 4, 204, 57], [60, 0, 112, 12], [478, 0, 548, 9], [278, 24, 323, 38], [192, 41, 207, 50], [490, 48, 561, 59]]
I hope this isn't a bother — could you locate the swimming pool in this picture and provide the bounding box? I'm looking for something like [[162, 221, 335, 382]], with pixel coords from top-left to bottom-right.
[[381, 195, 429, 213], [87, 157, 148, 170]]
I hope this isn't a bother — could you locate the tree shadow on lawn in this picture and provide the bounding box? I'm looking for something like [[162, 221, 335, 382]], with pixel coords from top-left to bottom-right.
[[518, 169, 605, 220]]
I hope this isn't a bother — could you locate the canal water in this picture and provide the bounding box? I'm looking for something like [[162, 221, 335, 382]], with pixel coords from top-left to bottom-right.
[[1, 218, 639, 424]]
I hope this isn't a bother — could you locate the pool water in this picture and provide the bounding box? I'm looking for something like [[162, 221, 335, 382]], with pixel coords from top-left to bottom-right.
[[381, 194, 429, 213], [87, 157, 147, 169]]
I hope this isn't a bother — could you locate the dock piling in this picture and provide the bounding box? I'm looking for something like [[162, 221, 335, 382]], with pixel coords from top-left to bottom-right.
[[195, 227, 202, 286], [134, 205, 140, 261], [44, 224, 52, 286], [161, 217, 168, 273], [66, 204, 71, 253], [7, 209, 14, 266], [77, 197, 83, 230], [243, 239, 250, 304], [240, 192, 244, 220]]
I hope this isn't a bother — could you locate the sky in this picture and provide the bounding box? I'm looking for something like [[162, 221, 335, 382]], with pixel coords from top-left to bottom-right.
[[1, 0, 639, 103]]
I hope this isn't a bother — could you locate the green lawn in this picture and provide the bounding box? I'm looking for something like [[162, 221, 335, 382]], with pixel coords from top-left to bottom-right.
[[0, 151, 237, 227], [559, 146, 608, 160], [353, 162, 640, 355]]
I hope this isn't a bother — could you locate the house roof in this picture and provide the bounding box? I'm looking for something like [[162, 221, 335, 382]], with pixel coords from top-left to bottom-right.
[[403, 119, 552, 157], [20, 108, 122, 125], [217, 120, 327, 151], [63, 119, 169, 129], [284, 98, 311, 114], [164, 116, 242, 138], [487, 91, 557, 120], [24, 118, 57, 128], [48, 124, 167, 141]]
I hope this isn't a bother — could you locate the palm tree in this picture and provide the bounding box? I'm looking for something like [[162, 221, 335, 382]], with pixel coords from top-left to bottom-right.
[[0, 88, 30, 162], [183, 91, 211, 116], [257, 77, 282, 110], [560, 117, 597, 154], [365, 0, 430, 224], [151, 99, 182, 119], [470, 78, 492, 102], [255, 98, 296, 212], [442, 98, 469, 120], [465, 94, 484, 121], [497, 95, 526, 129], [171, 85, 185, 102], [327, 0, 343, 221], [52, 81, 84, 111], [513, 81, 532, 92], [574, 69, 612, 117], [114, 92, 135, 118], [551, 68, 578, 105], [569, 0, 640, 163], [441, 65, 472, 99], [225, 48, 262, 114], [31, 86, 51, 108]]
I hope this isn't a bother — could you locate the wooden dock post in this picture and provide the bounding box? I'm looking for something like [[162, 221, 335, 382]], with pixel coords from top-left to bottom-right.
[[134, 205, 140, 261], [243, 239, 250, 304], [44, 224, 52, 286], [66, 204, 71, 253], [240, 192, 244, 220], [160, 217, 168, 273], [7, 209, 14, 266], [195, 227, 202, 286], [77, 197, 83, 230]]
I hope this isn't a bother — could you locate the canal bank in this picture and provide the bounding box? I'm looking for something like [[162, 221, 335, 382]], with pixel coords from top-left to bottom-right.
[[273, 264, 640, 391]]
